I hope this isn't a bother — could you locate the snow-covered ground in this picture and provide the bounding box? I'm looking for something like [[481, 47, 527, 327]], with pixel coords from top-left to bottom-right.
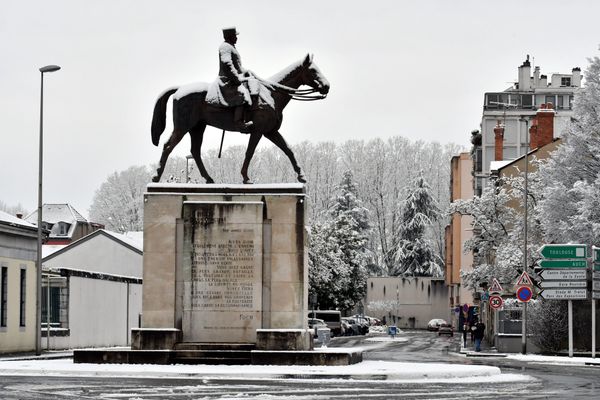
[[0, 358, 533, 384], [506, 353, 600, 366]]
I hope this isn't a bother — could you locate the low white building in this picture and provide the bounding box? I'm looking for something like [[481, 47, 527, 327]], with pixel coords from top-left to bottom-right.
[[0, 211, 39, 353], [41, 229, 143, 349], [365, 277, 448, 329]]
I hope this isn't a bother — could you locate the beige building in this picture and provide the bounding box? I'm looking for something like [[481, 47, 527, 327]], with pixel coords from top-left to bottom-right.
[[445, 153, 475, 322], [0, 211, 39, 353], [365, 277, 448, 329]]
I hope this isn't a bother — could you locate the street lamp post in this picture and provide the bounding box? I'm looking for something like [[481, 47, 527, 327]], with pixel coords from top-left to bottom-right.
[[519, 116, 529, 355], [36, 64, 60, 355]]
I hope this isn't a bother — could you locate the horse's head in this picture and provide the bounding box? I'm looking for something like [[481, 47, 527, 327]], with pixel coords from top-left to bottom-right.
[[301, 54, 330, 96]]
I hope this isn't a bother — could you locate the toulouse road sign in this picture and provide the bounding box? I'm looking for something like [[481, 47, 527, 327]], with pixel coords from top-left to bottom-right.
[[539, 244, 587, 259]]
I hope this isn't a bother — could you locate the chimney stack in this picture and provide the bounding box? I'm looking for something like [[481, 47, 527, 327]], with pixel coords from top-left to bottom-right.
[[530, 103, 555, 149], [572, 67, 582, 87], [518, 55, 532, 91], [494, 120, 505, 161], [16, 213, 23, 219]]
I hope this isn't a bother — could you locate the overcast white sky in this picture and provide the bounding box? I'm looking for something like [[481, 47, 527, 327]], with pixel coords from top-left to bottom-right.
[[2, 0, 599, 218]]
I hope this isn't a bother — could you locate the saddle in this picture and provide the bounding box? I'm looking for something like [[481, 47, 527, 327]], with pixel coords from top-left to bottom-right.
[[206, 79, 275, 111]]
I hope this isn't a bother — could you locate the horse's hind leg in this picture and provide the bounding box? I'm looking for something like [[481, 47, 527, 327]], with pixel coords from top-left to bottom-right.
[[189, 123, 214, 183], [152, 128, 186, 182], [241, 132, 262, 184], [265, 131, 306, 183]]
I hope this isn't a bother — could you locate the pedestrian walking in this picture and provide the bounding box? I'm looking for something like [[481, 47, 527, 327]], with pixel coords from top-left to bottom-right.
[[473, 320, 485, 352], [462, 323, 469, 347]]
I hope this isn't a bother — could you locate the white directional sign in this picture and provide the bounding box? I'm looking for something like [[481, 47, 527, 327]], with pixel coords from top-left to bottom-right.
[[540, 288, 587, 300], [540, 280, 587, 289], [593, 271, 600, 280], [539, 269, 587, 281], [594, 281, 600, 291], [593, 291, 600, 300]]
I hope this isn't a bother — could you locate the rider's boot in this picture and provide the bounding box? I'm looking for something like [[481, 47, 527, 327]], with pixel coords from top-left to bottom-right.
[[234, 106, 253, 133]]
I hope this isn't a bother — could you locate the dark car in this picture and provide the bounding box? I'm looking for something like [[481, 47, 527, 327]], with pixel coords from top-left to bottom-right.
[[438, 323, 454, 336]]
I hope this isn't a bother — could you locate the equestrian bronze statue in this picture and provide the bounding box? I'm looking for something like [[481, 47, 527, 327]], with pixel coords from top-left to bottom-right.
[[150, 29, 330, 184]]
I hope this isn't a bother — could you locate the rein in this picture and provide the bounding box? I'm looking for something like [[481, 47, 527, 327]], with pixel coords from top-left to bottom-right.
[[255, 77, 327, 101]]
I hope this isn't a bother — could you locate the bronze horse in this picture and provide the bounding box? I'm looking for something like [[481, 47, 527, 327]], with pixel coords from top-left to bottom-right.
[[151, 54, 330, 184]]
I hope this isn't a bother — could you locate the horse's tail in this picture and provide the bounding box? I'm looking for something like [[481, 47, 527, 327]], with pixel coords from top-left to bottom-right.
[[151, 87, 177, 146]]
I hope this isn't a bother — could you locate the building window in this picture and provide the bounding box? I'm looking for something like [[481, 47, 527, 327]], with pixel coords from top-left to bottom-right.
[[58, 222, 70, 236], [19, 268, 26, 326], [1, 267, 7, 327], [545, 95, 556, 107], [561, 77, 571, 87], [521, 94, 533, 109]]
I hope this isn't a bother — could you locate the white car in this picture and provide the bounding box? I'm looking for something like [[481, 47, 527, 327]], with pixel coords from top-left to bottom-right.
[[427, 318, 447, 331]]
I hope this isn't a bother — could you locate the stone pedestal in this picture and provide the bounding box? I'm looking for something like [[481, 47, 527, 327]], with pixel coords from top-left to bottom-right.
[[139, 184, 309, 348]]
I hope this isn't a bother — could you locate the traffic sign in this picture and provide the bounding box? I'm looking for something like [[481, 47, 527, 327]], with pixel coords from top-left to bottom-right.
[[516, 271, 534, 287], [539, 288, 587, 300], [540, 269, 587, 280], [594, 281, 600, 291], [489, 295, 503, 310], [594, 271, 600, 280], [537, 259, 587, 269], [594, 246, 600, 263], [516, 286, 533, 302], [539, 244, 587, 259], [489, 278, 504, 294], [593, 291, 600, 300], [540, 280, 587, 289]]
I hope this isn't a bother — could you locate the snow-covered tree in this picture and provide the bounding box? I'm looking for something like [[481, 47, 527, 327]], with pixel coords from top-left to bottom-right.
[[89, 165, 152, 233], [538, 54, 600, 245], [308, 170, 371, 310], [393, 174, 443, 277]]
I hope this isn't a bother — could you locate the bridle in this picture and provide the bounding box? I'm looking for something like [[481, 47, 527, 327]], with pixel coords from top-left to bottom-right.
[[255, 75, 328, 101]]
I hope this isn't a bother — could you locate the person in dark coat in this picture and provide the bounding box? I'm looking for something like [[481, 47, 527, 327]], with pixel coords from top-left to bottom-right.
[[473, 320, 485, 352]]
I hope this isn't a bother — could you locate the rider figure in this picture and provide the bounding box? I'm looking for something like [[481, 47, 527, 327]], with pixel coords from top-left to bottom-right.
[[218, 27, 259, 132]]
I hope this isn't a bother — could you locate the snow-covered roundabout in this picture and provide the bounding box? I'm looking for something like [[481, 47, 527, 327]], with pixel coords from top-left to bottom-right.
[[0, 358, 532, 384]]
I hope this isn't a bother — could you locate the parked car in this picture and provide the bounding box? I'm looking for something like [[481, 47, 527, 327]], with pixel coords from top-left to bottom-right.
[[342, 317, 360, 336], [308, 310, 343, 337], [438, 323, 454, 336], [427, 319, 447, 331], [308, 318, 328, 338]]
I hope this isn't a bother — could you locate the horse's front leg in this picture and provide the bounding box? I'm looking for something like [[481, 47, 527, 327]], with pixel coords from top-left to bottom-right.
[[152, 128, 186, 182], [241, 132, 262, 184], [265, 131, 306, 183], [189, 124, 214, 183]]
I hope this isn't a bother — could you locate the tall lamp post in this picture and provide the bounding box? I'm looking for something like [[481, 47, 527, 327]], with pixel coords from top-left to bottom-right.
[[519, 116, 529, 355], [36, 64, 60, 355]]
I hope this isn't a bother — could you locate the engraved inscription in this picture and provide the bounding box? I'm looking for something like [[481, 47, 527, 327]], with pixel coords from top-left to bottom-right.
[[191, 238, 256, 309]]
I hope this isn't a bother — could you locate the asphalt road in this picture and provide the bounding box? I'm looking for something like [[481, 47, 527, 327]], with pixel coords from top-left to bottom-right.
[[1, 330, 600, 399]]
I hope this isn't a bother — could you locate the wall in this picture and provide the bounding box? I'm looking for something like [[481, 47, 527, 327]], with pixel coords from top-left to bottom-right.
[[365, 277, 448, 329], [0, 227, 38, 354], [48, 277, 141, 349]]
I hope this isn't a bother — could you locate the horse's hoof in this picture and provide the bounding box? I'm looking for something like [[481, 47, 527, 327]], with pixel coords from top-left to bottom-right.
[[297, 174, 307, 184], [206, 178, 215, 184], [243, 179, 254, 184], [152, 176, 160, 183]]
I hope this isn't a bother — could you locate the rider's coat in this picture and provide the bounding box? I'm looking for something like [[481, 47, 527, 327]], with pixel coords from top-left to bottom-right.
[[207, 41, 258, 107]]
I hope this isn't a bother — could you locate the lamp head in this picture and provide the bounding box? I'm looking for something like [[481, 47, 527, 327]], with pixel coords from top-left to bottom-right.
[[39, 65, 61, 73]]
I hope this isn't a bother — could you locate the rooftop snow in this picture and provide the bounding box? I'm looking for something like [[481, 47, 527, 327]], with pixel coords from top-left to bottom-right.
[[0, 210, 37, 229]]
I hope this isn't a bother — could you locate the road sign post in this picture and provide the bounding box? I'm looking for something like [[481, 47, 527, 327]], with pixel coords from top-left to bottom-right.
[[538, 243, 589, 358]]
